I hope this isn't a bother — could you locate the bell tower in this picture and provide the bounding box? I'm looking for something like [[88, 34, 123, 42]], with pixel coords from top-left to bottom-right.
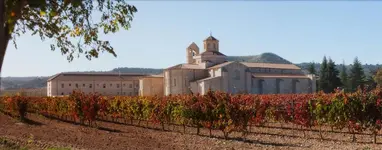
[[203, 33, 219, 52], [186, 42, 199, 64]]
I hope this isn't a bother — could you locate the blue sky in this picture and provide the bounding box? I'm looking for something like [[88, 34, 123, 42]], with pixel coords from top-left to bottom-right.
[[3, 1, 382, 77]]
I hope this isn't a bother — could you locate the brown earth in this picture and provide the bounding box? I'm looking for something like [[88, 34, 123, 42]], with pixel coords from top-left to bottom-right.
[[0, 113, 381, 150]]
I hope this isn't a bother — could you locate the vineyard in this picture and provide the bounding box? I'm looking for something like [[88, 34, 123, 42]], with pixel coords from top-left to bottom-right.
[[1, 88, 382, 145]]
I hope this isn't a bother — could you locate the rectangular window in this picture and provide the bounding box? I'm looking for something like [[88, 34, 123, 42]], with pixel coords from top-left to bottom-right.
[[110, 84, 112, 87], [117, 84, 120, 88], [75, 84, 78, 88], [117, 92, 119, 95], [69, 83, 71, 86], [123, 92, 126, 95], [129, 84, 132, 88], [123, 84, 126, 86], [174, 79, 176, 86], [129, 92, 132, 96], [61, 84, 64, 88], [89, 84, 92, 88], [103, 84, 106, 88], [83, 84, 85, 87]]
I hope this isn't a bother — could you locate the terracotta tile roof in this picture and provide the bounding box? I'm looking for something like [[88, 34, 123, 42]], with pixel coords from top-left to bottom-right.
[[166, 64, 205, 70], [252, 73, 310, 79], [241, 62, 301, 70], [208, 61, 234, 69], [200, 51, 226, 56]]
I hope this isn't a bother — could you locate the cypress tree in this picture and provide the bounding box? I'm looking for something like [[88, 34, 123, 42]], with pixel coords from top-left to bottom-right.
[[349, 57, 365, 92], [339, 60, 349, 92], [327, 58, 342, 92], [319, 56, 329, 93], [307, 62, 317, 75]]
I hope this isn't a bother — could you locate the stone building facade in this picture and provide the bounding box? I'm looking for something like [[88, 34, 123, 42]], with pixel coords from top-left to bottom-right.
[[163, 35, 316, 95], [47, 72, 146, 96], [47, 35, 316, 97]]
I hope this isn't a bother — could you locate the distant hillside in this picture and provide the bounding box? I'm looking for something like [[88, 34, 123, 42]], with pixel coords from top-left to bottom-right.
[[1, 52, 380, 90], [227, 53, 292, 64], [1, 77, 49, 90]]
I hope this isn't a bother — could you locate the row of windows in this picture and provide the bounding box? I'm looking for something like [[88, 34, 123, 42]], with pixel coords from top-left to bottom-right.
[[61, 83, 135, 89], [61, 91, 135, 96], [253, 68, 297, 74], [172, 78, 190, 87]]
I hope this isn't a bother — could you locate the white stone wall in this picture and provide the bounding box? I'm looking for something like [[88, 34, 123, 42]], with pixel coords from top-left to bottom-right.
[[48, 75, 141, 96], [221, 62, 248, 94], [139, 77, 164, 96], [164, 69, 208, 95]]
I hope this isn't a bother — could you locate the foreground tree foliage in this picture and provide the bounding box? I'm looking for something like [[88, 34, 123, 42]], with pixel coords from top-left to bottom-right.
[[0, 0, 138, 71], [2, 89, 382, 143]]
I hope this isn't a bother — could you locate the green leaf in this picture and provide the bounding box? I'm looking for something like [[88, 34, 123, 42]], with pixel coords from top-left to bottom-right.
[[40, 11, 46, 16], [49, 11, 57, 17]]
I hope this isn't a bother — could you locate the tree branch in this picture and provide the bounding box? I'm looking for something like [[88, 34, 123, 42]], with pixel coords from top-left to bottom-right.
[[5, 0, 26, 50]]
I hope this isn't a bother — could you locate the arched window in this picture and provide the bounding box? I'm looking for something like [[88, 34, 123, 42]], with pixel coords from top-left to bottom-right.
[[258, 79, 264, 94], [292, 79, 299, 94], [308, 80, 313, 93], [234, 69, 240, 80], [276, 79, 283, 94], [191, 50, 196, 56]]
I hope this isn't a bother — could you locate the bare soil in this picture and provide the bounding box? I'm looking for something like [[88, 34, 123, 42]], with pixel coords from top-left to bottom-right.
[[0, 113, 381, 150]]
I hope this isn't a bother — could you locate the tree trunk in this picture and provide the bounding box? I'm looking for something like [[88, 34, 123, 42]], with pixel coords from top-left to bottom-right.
[[373, 131, 377, 144], [0, 0, 6, 73], [0, 0, 26, 73], [319, 125, 323, 140]]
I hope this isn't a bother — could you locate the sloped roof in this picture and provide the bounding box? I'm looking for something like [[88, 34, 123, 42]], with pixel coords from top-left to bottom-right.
[[204, 35, 218, 41], [47, 72, 148, 81], [241, 62, 301, 70], [166, 64, 205, 70], [194, 76, 221, 82], [252, 73, 310, 79], [208, 61, 234, 69], [187, 42, 199, 49], [200, 51, 226, 56]]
